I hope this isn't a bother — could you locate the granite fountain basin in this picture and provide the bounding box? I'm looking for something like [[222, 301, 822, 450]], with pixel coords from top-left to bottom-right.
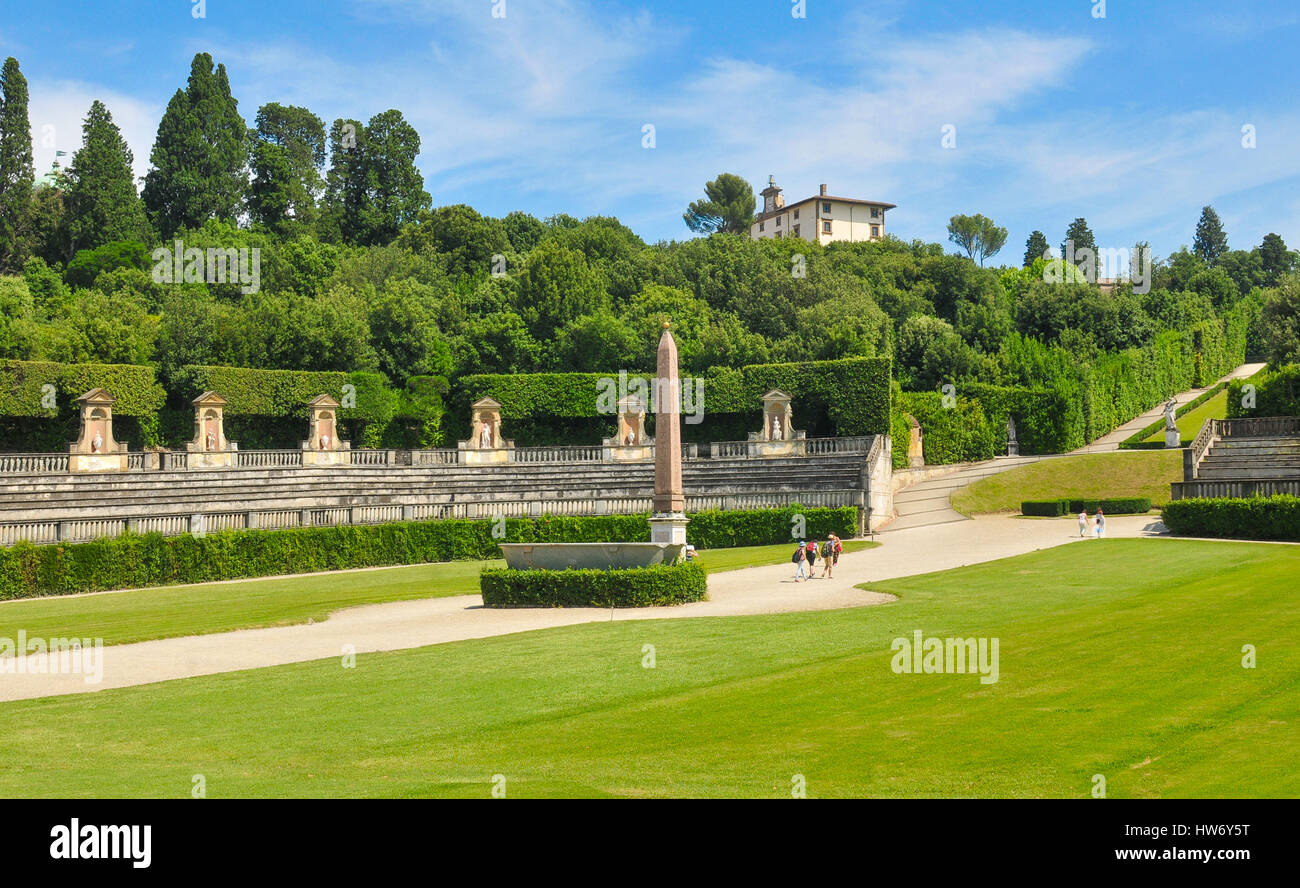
[[498, 542, 685, 571]]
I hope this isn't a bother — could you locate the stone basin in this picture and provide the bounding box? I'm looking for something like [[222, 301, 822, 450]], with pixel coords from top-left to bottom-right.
[[498, 542, 685, 571]]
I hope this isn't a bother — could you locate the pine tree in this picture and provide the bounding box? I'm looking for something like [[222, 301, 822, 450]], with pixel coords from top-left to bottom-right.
[[1062, 218, 1096, 265], [64, 101, 151, 256], [142, 53, 247, 237], [321, 111, 429, 245], [1259, 232, 1292, 285], [0, 57, 35, 271], [248, 103, 326, 234], [1023, 230, 1049, 266], [1193, 206, 1228, 266]]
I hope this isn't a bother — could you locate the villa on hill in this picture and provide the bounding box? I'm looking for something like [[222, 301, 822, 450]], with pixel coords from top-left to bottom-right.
[[749, 176, 895, 245]]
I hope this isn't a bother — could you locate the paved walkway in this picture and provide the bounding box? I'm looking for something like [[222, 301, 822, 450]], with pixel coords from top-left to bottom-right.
[[886, 362, 1265, 533], [0, 514, 1167, 702]]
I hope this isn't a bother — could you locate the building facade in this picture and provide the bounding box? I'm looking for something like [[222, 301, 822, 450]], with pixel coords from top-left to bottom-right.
[[749, 177, 895, 245]]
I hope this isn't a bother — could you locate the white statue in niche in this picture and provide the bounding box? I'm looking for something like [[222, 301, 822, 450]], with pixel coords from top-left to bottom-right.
[[480, 421, 493, 449], [771, 415, 782, 441], [206, 430, 217, 451], [92, 430, 103, 453], [625, 425, 636, 445], [320, 432, 331, 450]]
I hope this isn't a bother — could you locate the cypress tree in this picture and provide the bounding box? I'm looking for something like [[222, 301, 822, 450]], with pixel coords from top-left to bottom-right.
[[1062, 218, 1096, 265], [248, 102, 326, 234], [142, 53, 247, 237], [1023, 230, 1049, 266], [0, 57, 35, 271], [64, 101, 151, 255], [1193, 206, 1228, 266]]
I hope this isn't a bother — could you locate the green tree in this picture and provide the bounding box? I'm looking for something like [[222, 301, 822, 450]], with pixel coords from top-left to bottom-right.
[[946, 213, 1008, 266], [0, 57, 35, 271], [1061, 218, 1096, 265], [1258, 233, 1293, 285], [1193, 205, 1228, 266], [322, 111, 430, 246], [517, 239, 608, 340], [1023, 230, 1049, 267], [1259, 276, 1300, 366], [247, 103, 327, 235], [142, 53, 248, 237], [63, 101, 151, 257], [683, 173, 755, 235]]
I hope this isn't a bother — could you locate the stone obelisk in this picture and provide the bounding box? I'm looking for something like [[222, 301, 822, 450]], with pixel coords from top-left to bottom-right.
[[649, 322, 689, 545]]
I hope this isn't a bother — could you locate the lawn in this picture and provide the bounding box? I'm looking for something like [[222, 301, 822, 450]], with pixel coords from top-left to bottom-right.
[[951, 451, 1181, 515], [0, 538, 1294, 798], [0, 541, 873, 647], [1142, 388, 1228, 445]]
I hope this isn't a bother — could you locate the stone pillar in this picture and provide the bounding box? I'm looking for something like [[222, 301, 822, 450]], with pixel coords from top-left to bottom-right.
[[458, 396, 514, 464], [186, 391, 238, 468], [907, 414, 925, 468], [747, 389, 806, 457], [602, 394, 653, 462], [302, 394, 352, 465], [649, 324, 689, 546], [67, 388, 129, 473]]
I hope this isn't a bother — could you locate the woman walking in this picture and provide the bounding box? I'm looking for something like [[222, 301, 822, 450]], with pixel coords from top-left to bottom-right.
[[792, 541, 807, 581]]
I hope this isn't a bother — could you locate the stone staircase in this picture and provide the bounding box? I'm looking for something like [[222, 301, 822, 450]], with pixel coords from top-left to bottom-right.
[[1192, 436, 1300, 481], [0, 454, 872, 524], [886, 455, 1047, 532]]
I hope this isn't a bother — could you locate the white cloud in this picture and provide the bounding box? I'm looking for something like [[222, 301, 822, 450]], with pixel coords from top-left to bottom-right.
[[27, 80, 160, 186]]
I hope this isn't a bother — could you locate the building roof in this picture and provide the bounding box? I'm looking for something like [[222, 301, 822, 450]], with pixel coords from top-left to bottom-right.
[[756, 193, 896, 222]]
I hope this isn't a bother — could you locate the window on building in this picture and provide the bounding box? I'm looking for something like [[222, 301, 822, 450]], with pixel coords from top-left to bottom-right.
[[822, 220, 832, 234], [776, 216, 782, 226], [759, 221, 765, 231], [871, 224, 880, 238], [871, 207, 879, 218], [794, 208, 800, 219], [822, 202, 831, 213], [793, 224, 800, 237]]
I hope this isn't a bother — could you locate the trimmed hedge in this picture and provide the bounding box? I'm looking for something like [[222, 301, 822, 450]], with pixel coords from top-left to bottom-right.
[[0, 359, 165, 417], [1021, 497, 1151, 517], [480, 562, 707, 608], [1228, 364, 1300, 418], [0, 506, 858, 600], [1021, 500, 1069, 517], [456, 356, 891, 440], [1162, 495, 1300, 541]]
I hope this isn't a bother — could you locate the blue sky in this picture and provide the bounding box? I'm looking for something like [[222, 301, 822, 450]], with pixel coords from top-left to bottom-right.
[[4, 0, 1299, 264]]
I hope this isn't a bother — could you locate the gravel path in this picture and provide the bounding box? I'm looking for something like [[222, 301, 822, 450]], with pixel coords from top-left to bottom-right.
[[0, 514, 1166, 702]]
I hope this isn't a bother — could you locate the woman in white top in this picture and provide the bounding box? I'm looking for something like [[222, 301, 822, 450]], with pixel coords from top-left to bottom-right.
[[1077, 511, 1088, 537]]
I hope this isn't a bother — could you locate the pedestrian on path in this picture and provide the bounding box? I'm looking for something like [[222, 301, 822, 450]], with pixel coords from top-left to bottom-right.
[[792, 541, 807, 581], [805, 539, 819, 578], [1095, 509, 1106, 538], [823, 533, 841, 578], [1078, 510, 1089, 537]]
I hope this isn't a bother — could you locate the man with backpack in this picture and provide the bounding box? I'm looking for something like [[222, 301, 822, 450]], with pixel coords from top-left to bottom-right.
[[823, 533, 842, 578]]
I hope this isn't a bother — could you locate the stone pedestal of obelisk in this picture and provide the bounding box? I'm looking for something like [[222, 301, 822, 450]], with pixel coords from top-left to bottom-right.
[[649, 323, 689, 546]]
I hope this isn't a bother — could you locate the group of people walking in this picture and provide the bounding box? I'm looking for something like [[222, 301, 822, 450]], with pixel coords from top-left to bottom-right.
[[792, 534, 842, 581], [1078, 508, 1106, 538]]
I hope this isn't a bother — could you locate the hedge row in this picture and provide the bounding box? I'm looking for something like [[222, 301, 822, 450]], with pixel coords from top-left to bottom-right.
[[1021, 498, 1152, 517], [480, 563, 707, 608], [0, 359, 165, 417], [1161, 495, 1300, 541], [1228, 364, 1300, 419], [456, 356, 892, 439], [0, 506, 857, 600]]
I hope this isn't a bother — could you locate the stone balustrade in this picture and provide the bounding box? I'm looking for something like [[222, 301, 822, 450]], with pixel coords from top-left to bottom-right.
[[0, 488, 869, 547], [0, 436, 879, 475]]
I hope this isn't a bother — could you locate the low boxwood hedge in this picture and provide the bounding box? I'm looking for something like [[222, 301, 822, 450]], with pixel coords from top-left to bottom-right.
[[1162, 495, 1300, 541], [1021, 497, 1151, 517], [480, 562, 708, 608], [1021, 500, 1069, 517], [0, 506, 856, 601]]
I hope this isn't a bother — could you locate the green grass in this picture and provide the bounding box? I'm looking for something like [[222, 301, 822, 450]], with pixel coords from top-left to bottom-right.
[[0, 541, 869, 647], [951, 451, 1181, 515], [1142, 389, 1228, 445], [0, 538, 1295, 798]]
